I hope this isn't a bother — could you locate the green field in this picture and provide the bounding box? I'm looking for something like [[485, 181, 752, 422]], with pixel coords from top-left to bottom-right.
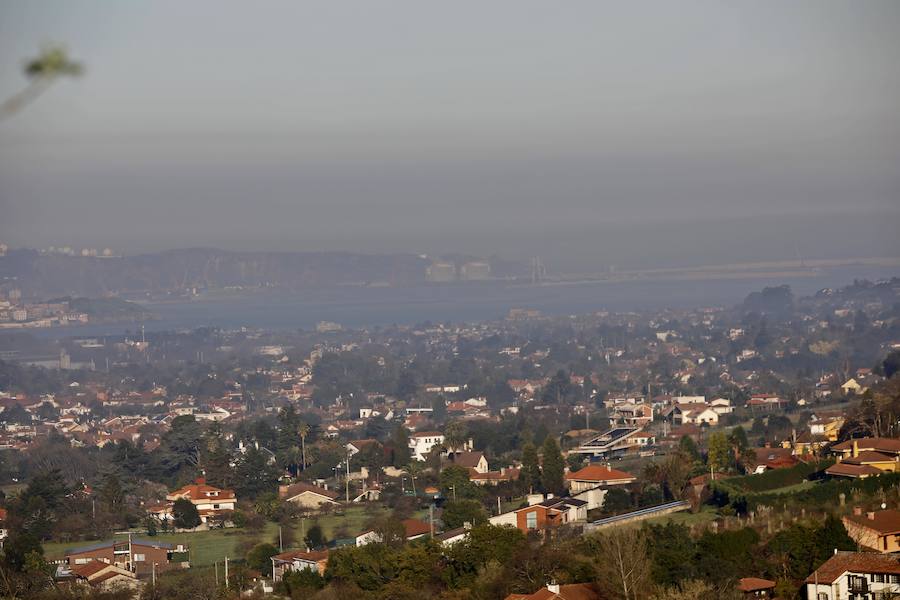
[[42, 506, 426, 567], [644, 505, 719, 528]]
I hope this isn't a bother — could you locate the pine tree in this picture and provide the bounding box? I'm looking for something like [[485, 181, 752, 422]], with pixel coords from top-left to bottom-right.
[[520, 442, 541, 493], [540, 436, 565, 495]]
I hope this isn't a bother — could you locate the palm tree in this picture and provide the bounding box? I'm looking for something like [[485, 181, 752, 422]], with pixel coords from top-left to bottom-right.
[[1, 45, 83, 120], [405, 462, 422, 496], [298, 422, 310, 471]]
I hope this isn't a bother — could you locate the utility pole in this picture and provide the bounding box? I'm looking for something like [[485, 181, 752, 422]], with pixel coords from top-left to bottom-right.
[[345, 448, 351, 503], [224, 556, 229, 588], [497, 496, 501, 515], [429, 504, 434, 539], [279, 526, 283, 551], [215, 562, 219, 586], [152, 562, 156, 587]]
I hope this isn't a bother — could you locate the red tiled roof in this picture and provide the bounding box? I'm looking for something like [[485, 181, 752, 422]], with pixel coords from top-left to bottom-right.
[[844, 509, 900, 536], [273, 549, 329, 563], [832, 438, 900, 454], [71, 560, 111, 579], [451, 451, 485, 469], [738, 577, 776, 592], [806, 552, 900, 584], [280, 482, 339, 501], [402, 518, 431, 538], [503, 583, 601, 600], [825, 462, 883, 478], [565, 465, 635, 483]]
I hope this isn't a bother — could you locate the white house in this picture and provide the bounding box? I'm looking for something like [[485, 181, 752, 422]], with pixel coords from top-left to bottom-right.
[[806, 551, 900, 599], [409, 431, 445, 461]]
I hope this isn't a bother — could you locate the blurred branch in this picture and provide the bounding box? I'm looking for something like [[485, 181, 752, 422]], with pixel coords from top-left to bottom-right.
[[0, 45, 83, 121]]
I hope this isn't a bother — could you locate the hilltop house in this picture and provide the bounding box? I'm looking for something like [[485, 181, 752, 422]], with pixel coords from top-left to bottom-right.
[[843, 507, 900, 553], [409, 431, 445, 461], [805, 551, 900, 600], [64, 538, 187, 577], [565, 464, 636, 493], [826, 438, 900, 479], [150, 478, 236, 525], [271, 550, 329, 582], [278, 482, 340, 509]]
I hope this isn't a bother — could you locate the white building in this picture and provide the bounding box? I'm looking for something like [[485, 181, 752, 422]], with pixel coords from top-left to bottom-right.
[[409, 431, 445, 461], [806, 551, 900, 599]]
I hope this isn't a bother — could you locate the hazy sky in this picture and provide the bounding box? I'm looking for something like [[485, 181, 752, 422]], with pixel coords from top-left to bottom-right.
[[1, 1, 898, 267]]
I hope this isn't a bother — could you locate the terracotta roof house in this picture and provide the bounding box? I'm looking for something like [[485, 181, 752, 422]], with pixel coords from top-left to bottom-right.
[[748, 447, 799, 474], [504, 582, 600, 600], [565, 464, 636, 492], [843, 507, 900, 553], [449, 451, 489, 473], [355, 518, 432, 546], [469, 466, 520, 486], [70, 560, 138, 591], [278, 482, 340, 509], [156, 477, 236, 524], [832, 438, 900, 459], [271, 549, 329, 581], [738, 577, 776, 597], [806, 551, 900, 599], [828, 438, 900, 479]]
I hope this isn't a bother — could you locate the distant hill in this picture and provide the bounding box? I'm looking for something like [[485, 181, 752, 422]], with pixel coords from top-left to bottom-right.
[[0, 248, 436, 296]]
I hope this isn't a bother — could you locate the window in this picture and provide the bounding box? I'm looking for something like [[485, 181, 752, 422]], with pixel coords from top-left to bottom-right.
[[133, 554, 145, 562], [74, 558, 90, 565], [213, 504, 220, 509], [874, 574, 884, 583], [816, 593, 827, 600], [892, 574, 900, 584], [526, 511, 537, 530]]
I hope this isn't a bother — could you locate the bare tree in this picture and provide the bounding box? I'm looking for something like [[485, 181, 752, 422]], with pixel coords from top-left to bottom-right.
[[1, 45, 82, 120], [649, 579, 742, 600], [592, 527, 652, 600]]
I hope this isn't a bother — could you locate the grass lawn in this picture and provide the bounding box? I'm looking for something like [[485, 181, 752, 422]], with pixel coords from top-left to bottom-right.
[[43, 506, 436, 568], [43, 523, 279, 567], [644, 505, 719, 527], [751, 479, 817, 496]]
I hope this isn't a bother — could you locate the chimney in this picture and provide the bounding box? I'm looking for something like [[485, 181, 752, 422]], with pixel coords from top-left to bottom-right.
[[853, 439, 859, 458], [196, 476, 206, 485], [853, 506, 863, 516], [547, 583, 560, 594], [867, 511, 876, 521], [278, 484, 289, 498]]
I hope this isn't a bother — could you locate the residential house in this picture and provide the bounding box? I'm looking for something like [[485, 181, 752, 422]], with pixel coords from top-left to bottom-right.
[[278, 482, 340, 510], [64, 538, 186, 576], [565, 464, 636, 493], [809, 413, 845, 442], [827, 438, 900, 479], [469, 467, 520, 486], [156, 478, 236, 524], [609, 403, 654, 427], [805, 551, 900, 600], [271, 550, 329, 582], [448, 451, 488, 474], [843, 507, 900, 553], [513, 496, 587, 534], [355, 518, 432, 546], [409, 431, 445, 461], [672, 403, 719, 426], [738, 577, 776, 598], [69, 560, 139, 591], [503, 582, 600, 600], [748, 447, 800, 474]]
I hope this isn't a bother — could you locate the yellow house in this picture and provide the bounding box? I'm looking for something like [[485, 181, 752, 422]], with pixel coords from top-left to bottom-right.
[[843, 508, 900, 553]]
